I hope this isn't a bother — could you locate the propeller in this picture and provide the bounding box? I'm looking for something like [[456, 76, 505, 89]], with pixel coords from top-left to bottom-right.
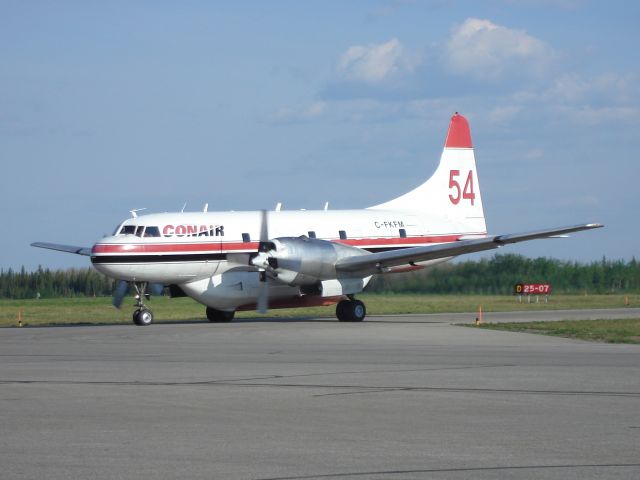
[[149, 283, 165, 297], [255, 209, 270, 314], [112, 280, 129, 308]]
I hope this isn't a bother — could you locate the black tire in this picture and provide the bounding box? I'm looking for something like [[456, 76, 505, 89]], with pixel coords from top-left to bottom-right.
[[336, 300, 366, 322], [336, 300, 349, 320], [206, 307, 235, 322], [350, 300, 366, 322], [133, 308, 153, 326]]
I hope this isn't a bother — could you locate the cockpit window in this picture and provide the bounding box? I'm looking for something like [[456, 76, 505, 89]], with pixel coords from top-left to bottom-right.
[[144, 226, 161, 237], [117, 225, 160, 237]]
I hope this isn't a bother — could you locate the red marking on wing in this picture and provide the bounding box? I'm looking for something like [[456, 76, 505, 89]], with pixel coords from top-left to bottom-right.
[[336, 235, 461, 247]]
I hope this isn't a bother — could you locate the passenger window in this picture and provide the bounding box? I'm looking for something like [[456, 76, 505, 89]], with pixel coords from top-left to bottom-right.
[[339, 230, 347, 240], [399, 228, 407, 238], [120, 225, 136, 235], [145, 226, 160, 237], [242, 233, 251, 243], [308, 231, 316, 239]]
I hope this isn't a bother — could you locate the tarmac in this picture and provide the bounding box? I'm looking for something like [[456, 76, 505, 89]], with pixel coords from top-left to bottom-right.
[[1, 309, 639, 479]]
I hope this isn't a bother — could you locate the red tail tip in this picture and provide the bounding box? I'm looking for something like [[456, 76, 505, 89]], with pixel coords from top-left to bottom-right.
[[444, 113, 472, 148]]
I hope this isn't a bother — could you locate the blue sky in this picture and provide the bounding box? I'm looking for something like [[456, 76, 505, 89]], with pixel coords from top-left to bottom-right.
[[1, 0, 637, 270]]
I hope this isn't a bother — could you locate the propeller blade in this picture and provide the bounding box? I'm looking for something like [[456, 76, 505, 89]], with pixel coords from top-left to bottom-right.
[[149, 283, 165, 297], [257, 274, 268, 314], [255, 210, 270, 314], [259, 209, 269, 243], [112, 281, 129, 309]]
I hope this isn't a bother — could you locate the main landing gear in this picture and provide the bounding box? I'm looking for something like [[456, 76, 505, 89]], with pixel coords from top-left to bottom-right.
[[336, 297, 366, 322], [206, 307, 235, 323], [132, 282, 154, 326]]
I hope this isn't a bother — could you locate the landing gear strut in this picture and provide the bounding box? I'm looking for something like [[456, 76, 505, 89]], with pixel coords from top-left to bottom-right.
[[336, 298, 366, 322], [132, 282, 154, 326], [206, 307, 235, 322]]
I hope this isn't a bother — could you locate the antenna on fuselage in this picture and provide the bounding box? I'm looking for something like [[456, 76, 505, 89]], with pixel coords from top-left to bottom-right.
[[275, 202, 282, 212], [324, 202, 329, 211], [181, 203, 187, 213], [130, 208, 147, 218], [203, 203, 209, 212]]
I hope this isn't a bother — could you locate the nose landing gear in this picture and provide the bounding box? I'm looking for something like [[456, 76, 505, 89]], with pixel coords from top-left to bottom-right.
[[131, 282, 154, 326], [133, 307, 154, 326]]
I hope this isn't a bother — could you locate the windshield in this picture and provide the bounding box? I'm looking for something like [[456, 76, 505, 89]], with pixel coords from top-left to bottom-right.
[[116, 225, 161, 237], [144, 226, 161, 237]]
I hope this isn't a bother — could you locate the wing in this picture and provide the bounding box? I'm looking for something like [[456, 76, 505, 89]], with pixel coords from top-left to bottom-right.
[[335, 223, 603, 275], [31, 242, 93, 256]]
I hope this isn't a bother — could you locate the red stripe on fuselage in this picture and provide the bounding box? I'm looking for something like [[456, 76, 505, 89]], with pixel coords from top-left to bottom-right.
[[92, 242, 226, 254], [91, 235, 470, 255]]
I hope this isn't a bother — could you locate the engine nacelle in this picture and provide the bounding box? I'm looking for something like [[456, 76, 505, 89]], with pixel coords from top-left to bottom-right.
[[259, 236, 368, 286]]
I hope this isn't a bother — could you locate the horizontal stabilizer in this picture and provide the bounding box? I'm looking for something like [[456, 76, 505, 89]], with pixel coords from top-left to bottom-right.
[[336, 223, 603, 275], [31, 242, 92, 256]]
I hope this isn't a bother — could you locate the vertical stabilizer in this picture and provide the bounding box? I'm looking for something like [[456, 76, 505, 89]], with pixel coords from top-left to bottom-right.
[[368, 113, 486, 234]]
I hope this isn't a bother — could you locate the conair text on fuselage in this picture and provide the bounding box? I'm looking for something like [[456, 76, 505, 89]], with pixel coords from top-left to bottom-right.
[[162, 224, 224, 237]]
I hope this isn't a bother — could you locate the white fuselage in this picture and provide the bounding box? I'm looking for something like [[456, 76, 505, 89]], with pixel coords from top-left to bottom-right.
[[90, 209, 484, 310]]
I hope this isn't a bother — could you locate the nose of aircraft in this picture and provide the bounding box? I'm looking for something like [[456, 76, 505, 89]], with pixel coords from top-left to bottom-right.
[[90, 235, 136, 280]]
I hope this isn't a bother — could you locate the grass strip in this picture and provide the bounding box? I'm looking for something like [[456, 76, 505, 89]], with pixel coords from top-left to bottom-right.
[[1, 293, 638, 327], [476, 318, 640, 344]]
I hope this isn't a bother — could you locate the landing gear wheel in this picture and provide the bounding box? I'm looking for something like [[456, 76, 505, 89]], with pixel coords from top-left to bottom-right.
[[206, 307, 235, 323], [133, 308, 154, 326], [336, 300, 366, 322]]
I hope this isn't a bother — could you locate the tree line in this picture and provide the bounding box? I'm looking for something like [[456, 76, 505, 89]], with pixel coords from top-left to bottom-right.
[[1, 254, 639, 299], [0, 266, 113, 299], [368, 254, 640, 295]]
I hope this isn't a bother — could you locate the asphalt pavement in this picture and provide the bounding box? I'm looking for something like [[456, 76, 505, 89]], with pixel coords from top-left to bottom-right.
[[1, 310, 639, 479]]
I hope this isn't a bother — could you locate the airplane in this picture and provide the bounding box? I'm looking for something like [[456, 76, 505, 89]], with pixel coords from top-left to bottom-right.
[[32, 113, 602, 325]]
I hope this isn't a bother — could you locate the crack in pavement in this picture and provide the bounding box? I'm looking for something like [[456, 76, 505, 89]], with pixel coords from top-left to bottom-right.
[[1, 378, 639, 398], [256, 463, 640, 480]]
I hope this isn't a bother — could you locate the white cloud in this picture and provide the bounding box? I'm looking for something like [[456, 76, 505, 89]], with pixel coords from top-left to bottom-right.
[[522, 148, 545, 160], [548, 73, 640, 104], [505, 72, 640, 124], [555, 105, 640, 125], [488, 105, 522, 124], [445, 18, 555, 80], [337, 38, 419, 84], [271, 101, 327, 123]]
